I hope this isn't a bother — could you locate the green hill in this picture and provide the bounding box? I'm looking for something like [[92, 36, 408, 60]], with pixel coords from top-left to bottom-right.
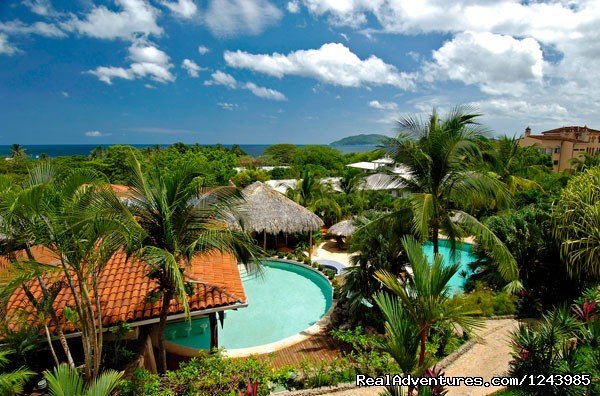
[[330, 134, 388, 146]]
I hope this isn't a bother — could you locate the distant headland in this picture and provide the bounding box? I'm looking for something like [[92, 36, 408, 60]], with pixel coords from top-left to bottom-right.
[[329, 134, 389, 146]]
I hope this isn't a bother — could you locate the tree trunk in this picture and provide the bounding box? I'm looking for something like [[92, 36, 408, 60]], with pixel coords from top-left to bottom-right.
[[209, 312, 219, 351], [157, 289, 173, 374], [44, 325, 60, 366], [25, 247, 74, 367], [418, 329, 428, 367], [432, 221, 439, 255]]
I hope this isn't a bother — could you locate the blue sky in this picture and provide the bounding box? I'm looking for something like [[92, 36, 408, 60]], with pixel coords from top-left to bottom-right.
[[1, 0, 599, 145]]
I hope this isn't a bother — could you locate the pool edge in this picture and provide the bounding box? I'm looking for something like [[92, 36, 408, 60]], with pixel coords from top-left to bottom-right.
[[165, 259, 335, 359]]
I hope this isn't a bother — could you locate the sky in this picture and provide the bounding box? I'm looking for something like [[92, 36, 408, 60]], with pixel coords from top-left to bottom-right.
[[0, 0, 599, 145]]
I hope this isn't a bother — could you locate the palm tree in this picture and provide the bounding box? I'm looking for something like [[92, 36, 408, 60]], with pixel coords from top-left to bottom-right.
[[126, 156, 261, 373], [387, 106, 519, 289], [343, 209, 413, 321], [0, 350, 34, 395], [44, 364, 122, 396], [287, 170, 341, 224], [0, 164, 139, 381], [569, 152, 600, 173], [9, 144, 26, 160], [375, 236, 483, 368], [484, 136, 542, 194]]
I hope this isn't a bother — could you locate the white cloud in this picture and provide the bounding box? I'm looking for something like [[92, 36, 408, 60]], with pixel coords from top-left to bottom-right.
[[217, 102, 238, 110], [85, 130, 106, 137], [198, 45, 210, 55], [181, 59, 201, 77], [287, 1, 300, 13], [369, 100, 397, 110], [61, 91, 69, 97], [203, 0, 282, 37], [204, 71, 287, 101], [23, 0, 57, 16], [87, 40, 175, 84], [161, 0, 197, 18], [62, 0, 162, 40], [0, 20, 66, 38], [204, 70, 238, 88], [424, 31, 544, 96], [224, 42, 414, 89], [243, 82, 287, 101], [0, 33, 18, 55]]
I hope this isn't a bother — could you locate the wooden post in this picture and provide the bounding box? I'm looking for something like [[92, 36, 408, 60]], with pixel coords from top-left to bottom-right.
[[209, 313, 218, 351], [309, 232, 312, 258], [263, 230, 267, 251]]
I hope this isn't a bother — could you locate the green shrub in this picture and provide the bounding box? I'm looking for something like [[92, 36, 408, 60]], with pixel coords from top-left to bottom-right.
[[324, 269, 336, 280], [266, 249, 276, 257], [277, 252, 284, 259], [119, 368, 161, 396], [331, 327, 399, 377], [286, 253, 293, 260], [451, 283, 517, 317]]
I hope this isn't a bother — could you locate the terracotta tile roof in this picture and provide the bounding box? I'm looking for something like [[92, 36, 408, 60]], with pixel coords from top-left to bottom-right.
[[110, 184, 135, 199], [2, 249, 246, 334]]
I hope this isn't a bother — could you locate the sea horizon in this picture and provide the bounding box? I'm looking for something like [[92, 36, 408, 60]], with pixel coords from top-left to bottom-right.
[[0, 143, 379, 158]]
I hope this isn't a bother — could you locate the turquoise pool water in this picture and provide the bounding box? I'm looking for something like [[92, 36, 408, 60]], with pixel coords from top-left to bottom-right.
[[165, 260, 332, 350], [422, 240, 476, 293]]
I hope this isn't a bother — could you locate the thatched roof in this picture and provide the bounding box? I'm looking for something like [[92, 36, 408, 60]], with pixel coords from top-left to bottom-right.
[[239, 181, 324, 234], [327, 219, 356, 237]]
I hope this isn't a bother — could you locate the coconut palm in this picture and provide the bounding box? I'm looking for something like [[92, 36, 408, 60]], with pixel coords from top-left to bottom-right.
[[484, 136, 542, 194], [553, 166, 600, 278], [287, 170, 341, 224], [9, 144, 26, 160], [126, 156, 261, 373], [0, 350, 34, 395], [387, 106, 519, 289], [375, 236, 483, 368], [44, 363, 122, 396]]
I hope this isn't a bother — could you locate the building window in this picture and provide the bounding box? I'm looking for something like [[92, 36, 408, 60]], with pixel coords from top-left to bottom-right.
[[553, 160, 559, 166], [554, 147, 560, 154]]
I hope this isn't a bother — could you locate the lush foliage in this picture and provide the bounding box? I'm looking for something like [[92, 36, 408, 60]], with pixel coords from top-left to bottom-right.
[[507, 287, 600, 395], [553, 166, 600, 279], [387, 107, 519, 290], [451, 283, 518, 317]]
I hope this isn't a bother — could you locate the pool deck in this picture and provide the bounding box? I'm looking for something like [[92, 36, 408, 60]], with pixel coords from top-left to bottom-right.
[[257, 330, 341, 368]]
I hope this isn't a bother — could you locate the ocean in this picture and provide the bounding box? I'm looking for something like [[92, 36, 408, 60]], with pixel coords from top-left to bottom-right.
[[0, 144, 379, 158]]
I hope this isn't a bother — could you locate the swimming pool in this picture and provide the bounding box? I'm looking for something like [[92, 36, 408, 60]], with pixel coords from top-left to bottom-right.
[[165, 260, 332, 354], [422, 240, 476, 293]]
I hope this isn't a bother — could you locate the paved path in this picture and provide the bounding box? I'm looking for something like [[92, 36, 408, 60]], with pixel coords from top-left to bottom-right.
[[327, 319, 520, 396]]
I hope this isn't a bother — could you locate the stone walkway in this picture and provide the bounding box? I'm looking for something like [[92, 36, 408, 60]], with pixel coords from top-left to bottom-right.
[[328, 319, 520, 396]]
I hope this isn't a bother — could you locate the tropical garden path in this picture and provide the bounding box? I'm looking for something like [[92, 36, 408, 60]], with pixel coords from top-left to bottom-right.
[[328, 318, 520, 396]]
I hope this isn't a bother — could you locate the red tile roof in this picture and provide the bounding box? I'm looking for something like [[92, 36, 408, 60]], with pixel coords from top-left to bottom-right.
[[2, 248, 246, 333]]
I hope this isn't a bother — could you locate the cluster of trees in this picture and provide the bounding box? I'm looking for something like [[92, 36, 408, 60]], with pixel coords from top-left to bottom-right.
[[332, 107, 599, 395], [0, 155, 259, 392]]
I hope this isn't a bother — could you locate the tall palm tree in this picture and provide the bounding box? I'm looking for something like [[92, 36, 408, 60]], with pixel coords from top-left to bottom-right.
[[126, 156, 261, 373], [375, 236, 483, 368], [387, 106, 520, 289]]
